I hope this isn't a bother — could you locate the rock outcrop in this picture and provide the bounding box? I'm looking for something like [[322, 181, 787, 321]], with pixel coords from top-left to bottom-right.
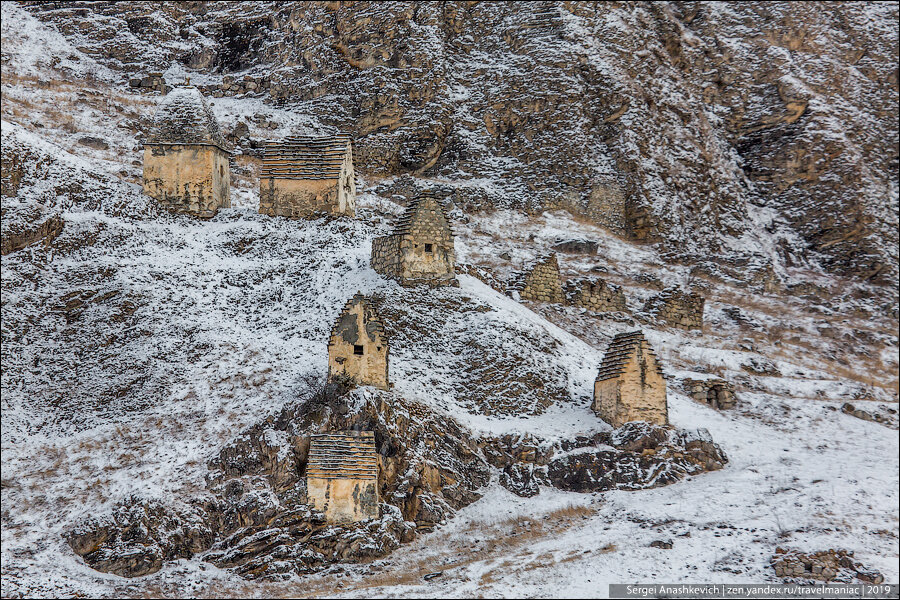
[[483, 422, 728, 497], [65, 498, 214, 578], [67, 382, 490, 579], [66, 386, 728, 579]]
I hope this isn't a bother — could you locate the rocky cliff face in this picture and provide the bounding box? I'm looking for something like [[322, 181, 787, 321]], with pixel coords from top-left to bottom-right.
[[65, 381, 727, 580], [20, 1, 899, 285]]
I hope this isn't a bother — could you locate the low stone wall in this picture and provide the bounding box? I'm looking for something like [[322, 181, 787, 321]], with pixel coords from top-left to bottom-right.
[[565, 277, 626, 312], [128, 72, 167, 94], [510, 253, 565, 303], [644, 287, 704, 330], [682, 378, 736, 410], [771, 548, 884, 583]]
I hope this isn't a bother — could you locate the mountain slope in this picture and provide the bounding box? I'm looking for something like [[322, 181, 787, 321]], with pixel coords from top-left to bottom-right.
[[1, 2, 898, 598], [15, 0, 900, 284]]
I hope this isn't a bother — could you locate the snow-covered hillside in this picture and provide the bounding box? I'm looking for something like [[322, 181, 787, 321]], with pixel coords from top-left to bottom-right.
[[2, 3, 898, 598]]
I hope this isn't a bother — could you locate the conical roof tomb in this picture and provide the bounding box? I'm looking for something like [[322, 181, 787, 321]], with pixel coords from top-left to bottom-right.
[[142, 85, 231, 218], [593, 330, 668, 427], [371, 191, 457, 287]]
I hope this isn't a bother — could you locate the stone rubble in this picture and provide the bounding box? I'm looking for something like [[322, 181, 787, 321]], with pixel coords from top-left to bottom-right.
[[771, 548, 884, 584], [508, 253, 566, 304], [565, 277, 627, 312], [643, 286, 705, 330], [683, 378, 737, 410]]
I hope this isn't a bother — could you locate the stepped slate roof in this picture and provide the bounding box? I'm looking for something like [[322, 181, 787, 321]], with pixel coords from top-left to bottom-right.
[[306, 432, 378, 480], [260, 134, 351, 180], [596, 330, 665, 382], [389, 191, 454, 237], [144, 86, 229, 151]]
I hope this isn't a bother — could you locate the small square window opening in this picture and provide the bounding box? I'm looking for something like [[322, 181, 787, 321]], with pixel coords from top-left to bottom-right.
[[424, 243, 433, 253], [353, 345, 364, 355]]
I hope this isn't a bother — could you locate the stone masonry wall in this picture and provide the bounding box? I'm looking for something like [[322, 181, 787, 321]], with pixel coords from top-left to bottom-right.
[[644, 287, 704, 330], [259, 142, 355, 218], [371, 235, 402, 280], [549, 180, 627, 235], [565, 277, 626, 312], [512, 254, 565, 303], [371, 195, 456, 287], [397, 200, 455, 285], [770, 548, 884, 584], [683, 378, 736, 410], [143, 144, 230, 218]]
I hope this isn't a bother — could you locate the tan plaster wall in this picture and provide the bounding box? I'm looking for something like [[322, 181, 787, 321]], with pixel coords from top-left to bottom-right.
[[593, 378, 620, 424], [143, 144, 229, 217], [212, 149, 231, 209], [337, 147, 356, 214], [593, 343, 668, 427], [397, 235, 455, 282], [328, 302, 389, 389], [307, 477, 379, 524]]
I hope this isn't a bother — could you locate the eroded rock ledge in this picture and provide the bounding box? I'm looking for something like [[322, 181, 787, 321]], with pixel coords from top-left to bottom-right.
[[484, 421, 728, 497], [66, 384, 728, 580]]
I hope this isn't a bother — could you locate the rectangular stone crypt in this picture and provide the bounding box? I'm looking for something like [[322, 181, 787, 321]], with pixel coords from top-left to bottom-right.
[[306, 431, 379, 524]]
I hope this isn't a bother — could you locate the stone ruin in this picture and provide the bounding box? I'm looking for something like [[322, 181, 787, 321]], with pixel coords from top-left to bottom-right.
[[306, 431, 379, 524], [371, 191, 457, 287], [643, 286, 704, 330], [142, 85, 231, 218], [771, 548, 884, 584], [683, 378, 736, 410], [328, 293, 389, 390], [565, 277, 627, 312], [594, 330, 668, 427], [259, 134, 356, 218], [508, 253, 565, 303], [508, 254, 628, 314], [128, 72, 167, 94]]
